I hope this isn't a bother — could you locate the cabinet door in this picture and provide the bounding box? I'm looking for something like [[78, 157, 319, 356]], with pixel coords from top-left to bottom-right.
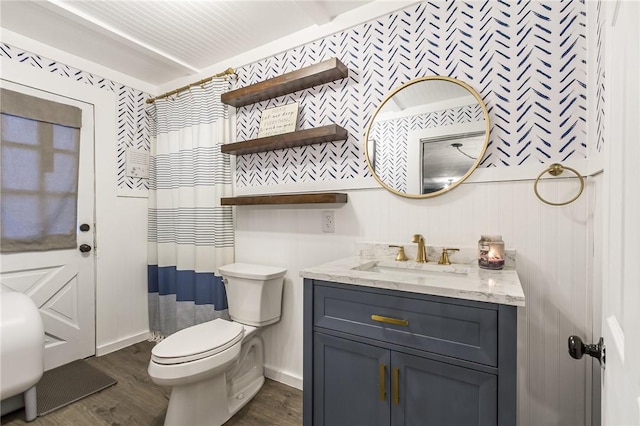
[[313, 333, 390, 426], [391, 352, 497, 426]]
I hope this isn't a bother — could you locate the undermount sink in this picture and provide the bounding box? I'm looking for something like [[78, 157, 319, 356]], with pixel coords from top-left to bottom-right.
[[352, 260, 469, 278]]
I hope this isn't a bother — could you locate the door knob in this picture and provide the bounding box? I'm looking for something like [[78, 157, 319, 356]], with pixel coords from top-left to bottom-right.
[[568, 335, 605, 368], [79, 244, 92, 253], [79, 223, 90, 232]]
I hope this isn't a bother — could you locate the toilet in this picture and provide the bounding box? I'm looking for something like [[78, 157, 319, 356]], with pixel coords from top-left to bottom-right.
[[147, 263, 286, 426], [0, 291, 45, 422]]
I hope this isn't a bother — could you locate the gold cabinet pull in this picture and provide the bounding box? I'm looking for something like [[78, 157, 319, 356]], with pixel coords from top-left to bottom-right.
[[371, 314, 409, 327], [379, 364, 386, 400], [392, 367, 399, 405]]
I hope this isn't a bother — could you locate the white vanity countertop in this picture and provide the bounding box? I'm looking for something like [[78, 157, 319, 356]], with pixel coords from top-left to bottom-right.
[[300, 255, 525, 307]]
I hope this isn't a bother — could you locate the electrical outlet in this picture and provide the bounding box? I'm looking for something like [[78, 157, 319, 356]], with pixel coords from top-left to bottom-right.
[[322, 210, 335, 233]]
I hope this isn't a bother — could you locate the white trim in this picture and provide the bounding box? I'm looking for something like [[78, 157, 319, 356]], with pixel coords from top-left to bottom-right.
[[234, 177, 379, 195], [233, 159, 590, 195], [0, 27, 157, 94], [588, 155, 605, 177], [606, 315, 625, 364], [464, 159, 589, 183], [117, 187, 149, 199], [264, 364, 303, 391], [158, 0, 422, 93], [96, 331, 150, 357]]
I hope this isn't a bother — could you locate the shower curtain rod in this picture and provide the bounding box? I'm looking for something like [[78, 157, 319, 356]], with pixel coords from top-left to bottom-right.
[[146, 67, 236, 104]]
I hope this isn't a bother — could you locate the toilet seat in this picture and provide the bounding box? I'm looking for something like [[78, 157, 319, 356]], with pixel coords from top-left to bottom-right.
[[151, 319, 244, 365]]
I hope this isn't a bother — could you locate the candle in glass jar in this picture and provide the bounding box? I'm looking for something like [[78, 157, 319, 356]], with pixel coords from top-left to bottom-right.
[[478, 235, 505, 270]]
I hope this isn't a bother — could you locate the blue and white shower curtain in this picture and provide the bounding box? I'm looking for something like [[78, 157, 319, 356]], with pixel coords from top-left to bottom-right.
[[147, 79, 234, 337]]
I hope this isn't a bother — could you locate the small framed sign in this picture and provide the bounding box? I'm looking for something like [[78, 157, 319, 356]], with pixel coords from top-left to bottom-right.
[[257, 103, 299, 138]]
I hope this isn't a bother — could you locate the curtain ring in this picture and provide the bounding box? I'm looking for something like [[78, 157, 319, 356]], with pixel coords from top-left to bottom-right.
[[534, 163, 584, 206]]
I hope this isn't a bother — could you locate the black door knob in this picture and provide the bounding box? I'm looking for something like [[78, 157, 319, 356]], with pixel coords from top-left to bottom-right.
[[79, 224, 90, 232], [79, 244, 92, 253], [568, 335, 605, 368]]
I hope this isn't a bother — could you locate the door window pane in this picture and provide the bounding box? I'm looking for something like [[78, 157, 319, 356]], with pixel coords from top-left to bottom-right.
[[1, 103, 81, 252], [45, 152, 79, 193], [1, 145, 40, 190], [45, 195, 76, 235], [1, 114, 38, 145], [1, 194, 40, 239], [53, 124, 79, 151]]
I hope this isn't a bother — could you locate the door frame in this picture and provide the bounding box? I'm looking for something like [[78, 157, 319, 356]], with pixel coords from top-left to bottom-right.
[[587, 0, 640, 424], [1, 57, 118, 358], [1, 76, 97, 369]]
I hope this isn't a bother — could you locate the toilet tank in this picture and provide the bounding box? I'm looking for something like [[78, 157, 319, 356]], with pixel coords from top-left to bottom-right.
[[219, 263, 286, 327]]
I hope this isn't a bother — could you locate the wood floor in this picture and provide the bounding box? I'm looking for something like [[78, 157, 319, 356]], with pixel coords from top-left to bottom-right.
[[1, 341, 302, 426]]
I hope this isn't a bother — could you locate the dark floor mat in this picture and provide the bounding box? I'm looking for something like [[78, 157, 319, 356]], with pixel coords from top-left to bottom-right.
[[36, 359, 117, 416]]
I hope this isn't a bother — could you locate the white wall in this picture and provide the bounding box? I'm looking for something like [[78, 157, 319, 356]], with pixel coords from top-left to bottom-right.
[[236, 173, 593, 425]]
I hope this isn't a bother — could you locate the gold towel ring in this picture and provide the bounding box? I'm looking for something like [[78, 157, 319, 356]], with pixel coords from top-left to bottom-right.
[[534, 163, 584, 206]]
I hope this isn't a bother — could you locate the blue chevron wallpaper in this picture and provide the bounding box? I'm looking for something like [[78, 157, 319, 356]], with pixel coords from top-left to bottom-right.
[[234, 0, 588, 189], [1, 0, 592, 192], [0, 43, 151, 192]]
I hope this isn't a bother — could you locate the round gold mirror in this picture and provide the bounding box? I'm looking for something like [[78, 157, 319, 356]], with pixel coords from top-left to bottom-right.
[[364, 76, 489, 198]]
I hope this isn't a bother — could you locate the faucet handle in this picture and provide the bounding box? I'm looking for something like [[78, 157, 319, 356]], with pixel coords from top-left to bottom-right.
[[389, 245, 408, 262], [438, 248, 460, 265]]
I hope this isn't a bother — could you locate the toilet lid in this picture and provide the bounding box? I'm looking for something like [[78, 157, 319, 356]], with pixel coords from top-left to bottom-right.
[[151, 319, 244, 365], [219, 263, 286, 280]]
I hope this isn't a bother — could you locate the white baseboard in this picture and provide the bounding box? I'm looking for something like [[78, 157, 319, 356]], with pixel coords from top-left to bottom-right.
[[96, 331, 150, 357], [264, 364, 303, 391], [116, 187, 149, 198]]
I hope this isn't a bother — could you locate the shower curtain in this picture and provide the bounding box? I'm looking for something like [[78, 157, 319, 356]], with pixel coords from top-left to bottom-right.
[[147, 79, 234, 338]]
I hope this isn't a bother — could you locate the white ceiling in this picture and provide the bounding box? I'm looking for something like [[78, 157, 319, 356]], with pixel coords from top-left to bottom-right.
[[0, 0, 376, 87]]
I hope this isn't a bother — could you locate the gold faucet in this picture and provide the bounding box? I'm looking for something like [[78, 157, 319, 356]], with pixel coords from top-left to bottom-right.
[[438, 248, 460, 265], [389, 245, 408, 261], [412, 234, 428, 263]]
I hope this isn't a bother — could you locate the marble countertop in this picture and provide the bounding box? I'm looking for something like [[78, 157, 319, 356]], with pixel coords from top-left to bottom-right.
[[300, 253, 525, 307]]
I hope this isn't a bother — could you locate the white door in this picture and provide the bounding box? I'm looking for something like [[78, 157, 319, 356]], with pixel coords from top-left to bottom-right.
[[599, 0, 640, 424], [0, 80, 96, 371]]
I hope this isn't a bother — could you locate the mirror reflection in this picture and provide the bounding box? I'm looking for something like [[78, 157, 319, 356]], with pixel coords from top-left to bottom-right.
[[365, 76, 489, 198]]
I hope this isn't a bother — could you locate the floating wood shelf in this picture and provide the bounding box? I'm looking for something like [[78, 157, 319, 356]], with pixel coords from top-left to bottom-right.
[[221, 193, 348, 206], [221, 58, 348, 107], [221, 124, 348, 155]]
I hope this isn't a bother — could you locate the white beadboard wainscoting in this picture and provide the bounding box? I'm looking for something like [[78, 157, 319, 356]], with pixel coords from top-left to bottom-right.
[[235, 176, 593, 425]]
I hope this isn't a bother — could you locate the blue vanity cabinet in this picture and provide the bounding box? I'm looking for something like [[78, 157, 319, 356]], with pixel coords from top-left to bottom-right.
[[303, 279, 517, 426], [391, 351, 498, 425], [313, 332, 390, 426]]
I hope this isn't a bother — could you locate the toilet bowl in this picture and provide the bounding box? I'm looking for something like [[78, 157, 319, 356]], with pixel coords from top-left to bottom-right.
[[0, 291, 45, 422], [148, 263, 286, 426]]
